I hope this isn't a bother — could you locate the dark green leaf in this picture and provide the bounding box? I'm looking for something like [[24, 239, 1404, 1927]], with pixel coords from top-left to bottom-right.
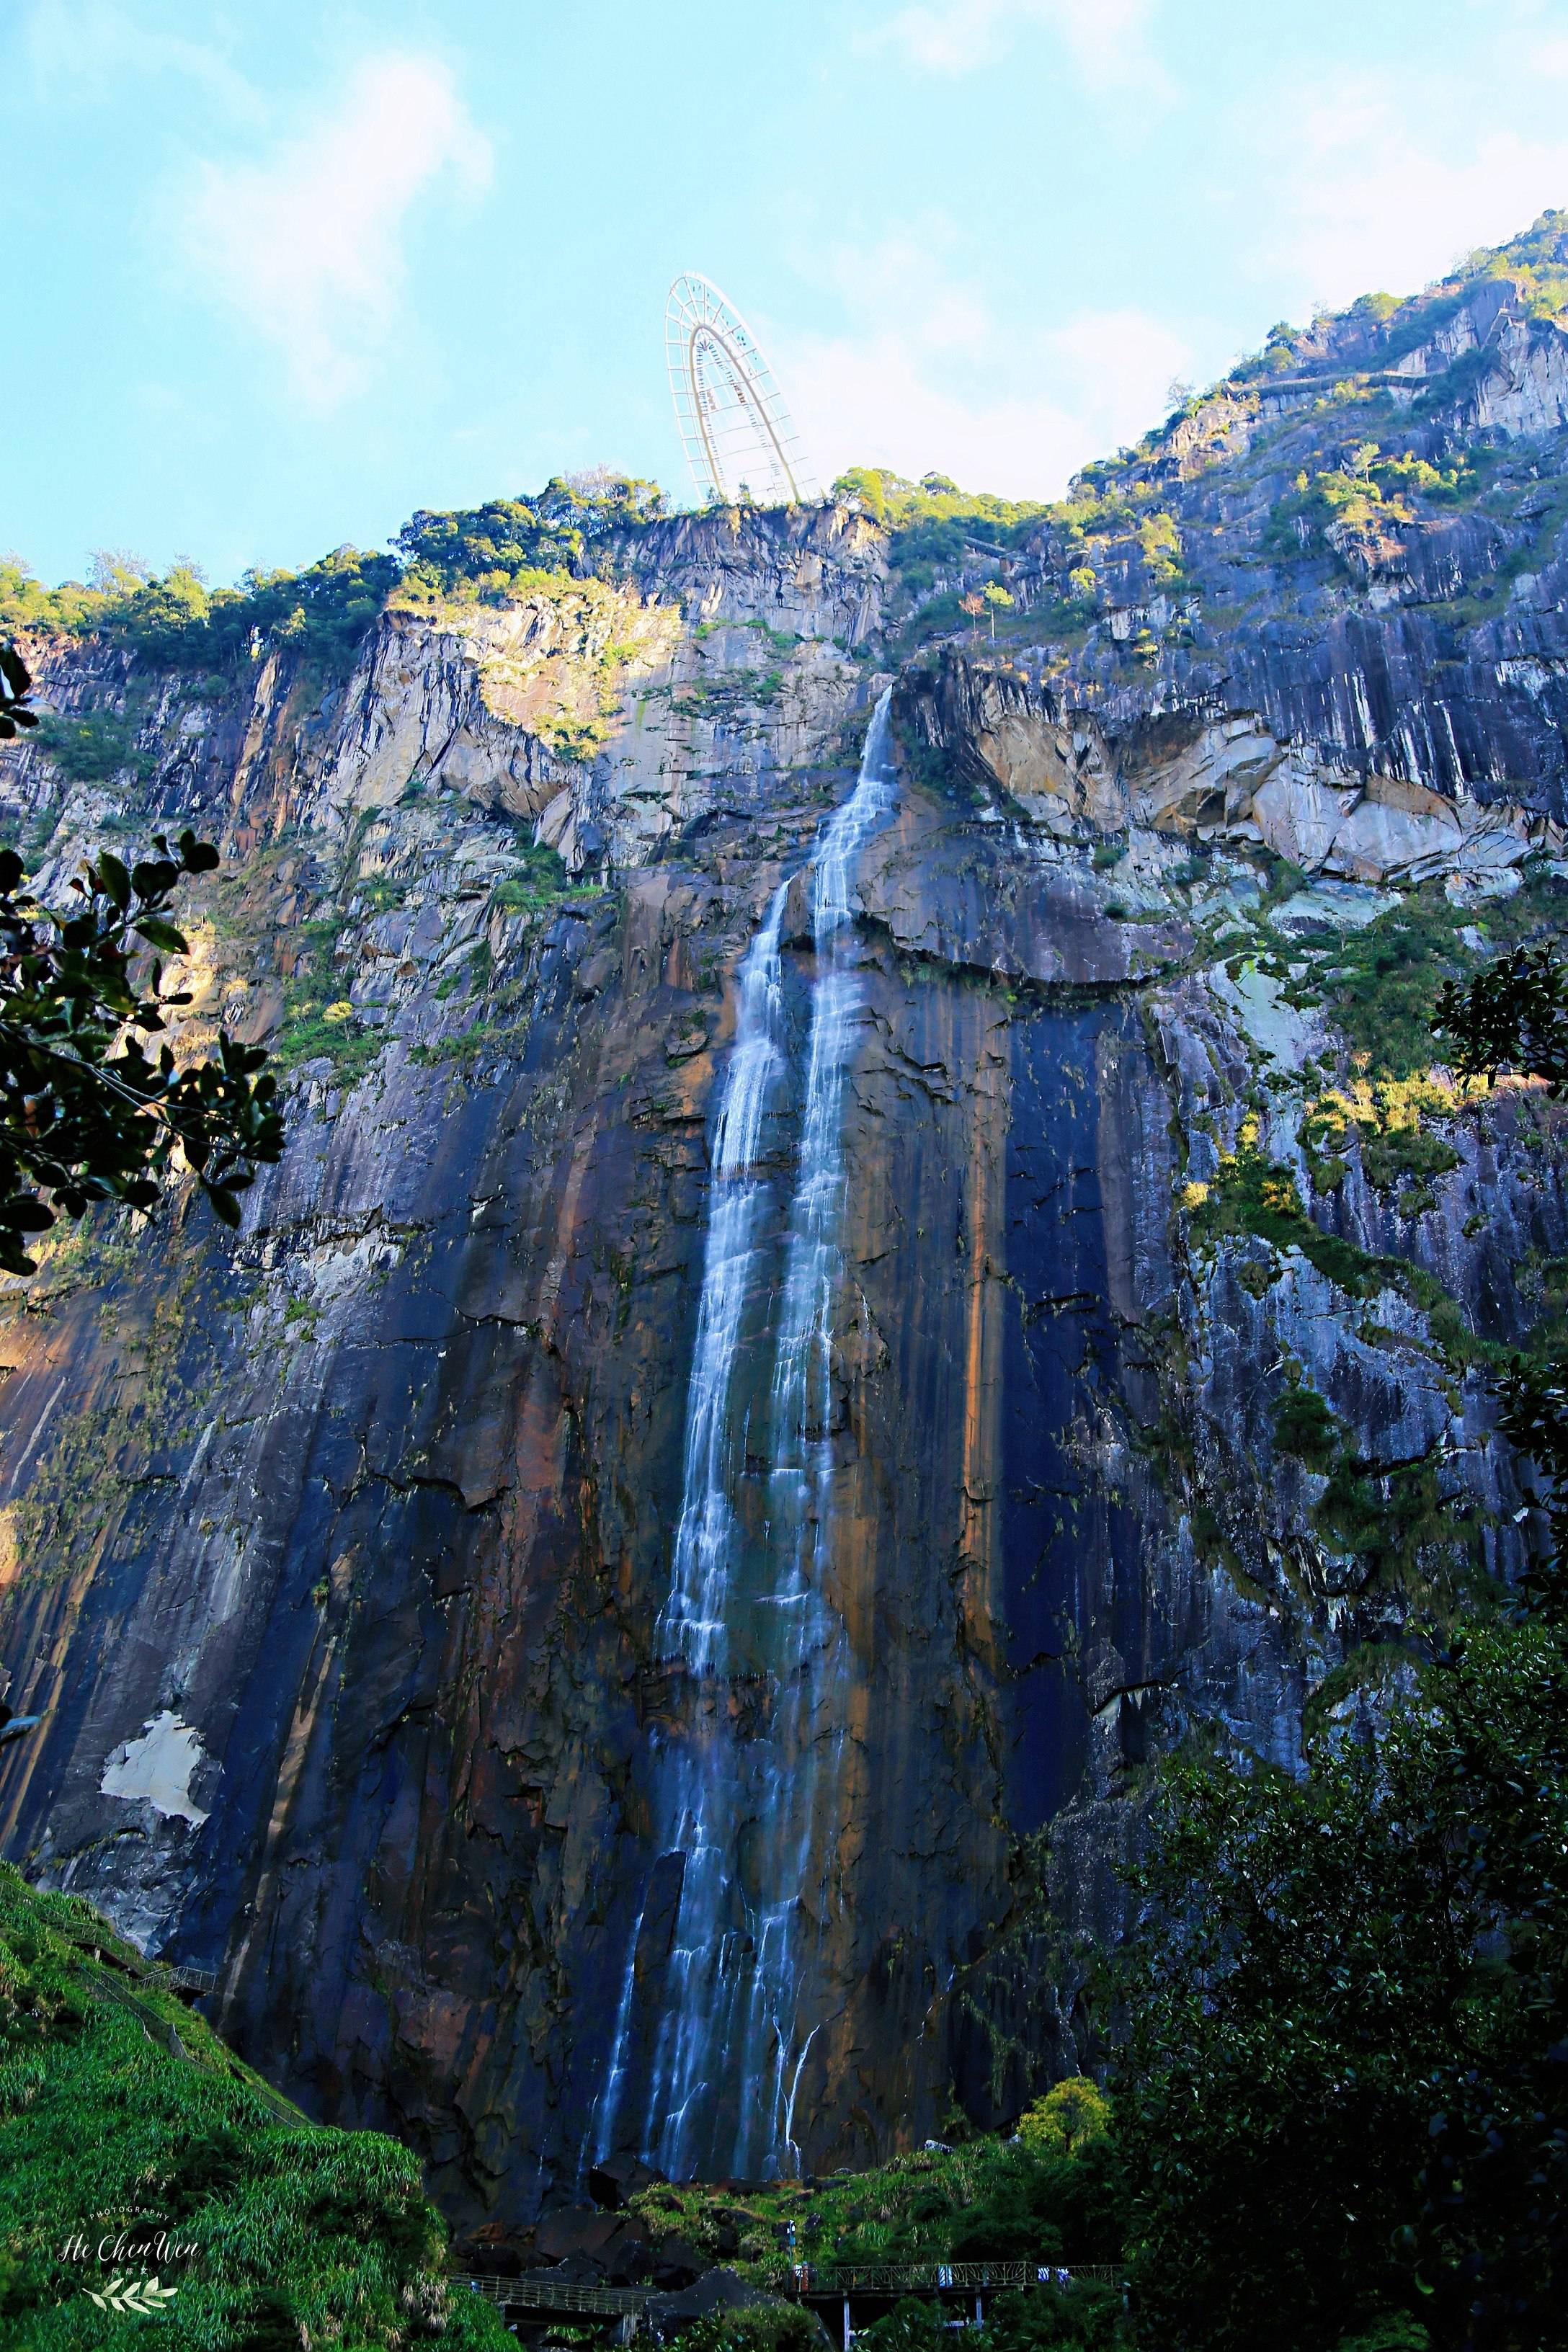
[[133, 917, 190, 953]]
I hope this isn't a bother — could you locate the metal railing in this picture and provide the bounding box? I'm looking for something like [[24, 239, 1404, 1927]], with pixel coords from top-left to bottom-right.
[[453, 2277, 654, 2317], [53, 1922, 217, 1998], [162, 1962, 218, 1995], [451, 2262, 1124, 2315], [789, 2261, 1123, 2295]]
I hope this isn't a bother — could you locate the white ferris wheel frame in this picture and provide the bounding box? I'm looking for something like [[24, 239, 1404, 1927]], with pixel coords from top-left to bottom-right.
[[664, 272, 819, 509]]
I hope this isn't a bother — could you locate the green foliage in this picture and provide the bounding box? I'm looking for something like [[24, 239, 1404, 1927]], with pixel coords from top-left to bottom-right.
[[270, 921, 381, 1086], [0, 1863, 509, 2349], [0, 783, 284, 1273], [1264, 443, 1481, 569], [1123, 912, 1568, 2348], [832, 469, 1047, 602], [394, 473, 664, 604], [1332, 2322, 1428, 2352], [1186, 1125, 1419, 1300], [631, 2130, 1124, 2285], [1135, 511, 1184, 584], [1015, 2080, 1111, 2160], [1451, 208, 1568, 321], [1270, 1382, 1342, 1471], [410, 1018, 508, 1072], [860, 2284, 1121, 2352], [677, 2303, 824, 2352], [1310, 1446, 1455, 1593], [491, 839, 572, 912], [1116, 1572, 1568, 2350], [226, 545, 400, 666], [1, 547, 398, 675], [1437, 939, 1568, 1092], [33, 713, 144, 784], [1269, 1355, 1461, 1600], [1306, 891, 1479, 1079]]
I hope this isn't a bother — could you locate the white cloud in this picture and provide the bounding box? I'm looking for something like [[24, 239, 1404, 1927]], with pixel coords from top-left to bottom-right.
[[780, 235, 1188, 496], [1529, 33, 1568, 76], [23, 0, 260, 115], [180, 52, 491, 410], [868, 0, 1166, 92], [1266, 86, 1568, 311]]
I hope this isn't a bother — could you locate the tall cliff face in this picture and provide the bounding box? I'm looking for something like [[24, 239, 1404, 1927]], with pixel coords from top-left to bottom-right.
[[3, 244, 1568, 2222]]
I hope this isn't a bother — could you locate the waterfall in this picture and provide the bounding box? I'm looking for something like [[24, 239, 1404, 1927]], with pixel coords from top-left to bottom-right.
[[594, 687, 897, 2180]]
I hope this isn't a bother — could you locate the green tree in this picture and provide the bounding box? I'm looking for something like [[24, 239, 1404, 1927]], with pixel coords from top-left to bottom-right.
[[1117, 1617, 1565, 2347], [982, 580, 1015, 641], [1017, 2079, 1112, 2160], [1116, 931, 1568, 2351], [1435, 944, 1568, 1095], [0, 649, 284, 1275]]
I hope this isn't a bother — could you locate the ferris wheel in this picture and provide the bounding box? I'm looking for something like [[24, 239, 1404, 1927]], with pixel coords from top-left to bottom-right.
[[665, 272, 820, 509]]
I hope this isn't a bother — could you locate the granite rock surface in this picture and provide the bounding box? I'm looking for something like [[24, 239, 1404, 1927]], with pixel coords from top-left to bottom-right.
[[3, 270, 1568, 2221]]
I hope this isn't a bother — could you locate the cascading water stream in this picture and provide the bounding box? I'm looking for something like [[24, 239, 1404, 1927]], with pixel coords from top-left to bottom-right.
[[593, 689, 897, 2179]]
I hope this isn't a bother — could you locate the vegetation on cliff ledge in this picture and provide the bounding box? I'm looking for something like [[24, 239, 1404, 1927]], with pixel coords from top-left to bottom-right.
[[0, 546, 398, 678], [0, 472, 665, 680], [392, 471, 666, 605]]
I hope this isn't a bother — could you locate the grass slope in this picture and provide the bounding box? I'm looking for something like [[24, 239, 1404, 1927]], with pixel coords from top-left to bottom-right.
[[0, 1863, 509, 2351]]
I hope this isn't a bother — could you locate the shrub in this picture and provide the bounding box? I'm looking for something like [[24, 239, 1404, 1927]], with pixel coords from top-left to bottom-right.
[[678, 2303, 824, 2352], [33, 713, 143, 784], [1015, 2080, 1111, 2160]]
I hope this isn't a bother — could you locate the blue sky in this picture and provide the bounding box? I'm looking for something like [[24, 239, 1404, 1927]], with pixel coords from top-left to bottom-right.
[[9, 0, 1568, 586]]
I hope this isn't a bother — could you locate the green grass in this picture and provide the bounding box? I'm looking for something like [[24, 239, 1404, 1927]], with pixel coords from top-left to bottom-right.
[[489, 840, 576, 912], [0, 1863, 509, 2350], [267, 917, 384, 1084], [409, 1020, 509, 1070], [270, 1004, 383, 1084]]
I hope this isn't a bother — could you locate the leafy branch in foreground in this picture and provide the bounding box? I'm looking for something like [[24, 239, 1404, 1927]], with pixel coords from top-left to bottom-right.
[[0, 643, 38, 742], [0, 767, 285, 1275], [1434, 942, 1568, 1093]]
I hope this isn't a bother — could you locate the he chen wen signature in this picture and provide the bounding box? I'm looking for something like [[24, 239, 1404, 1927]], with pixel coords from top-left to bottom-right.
[[58, 2222, 199, 2313]]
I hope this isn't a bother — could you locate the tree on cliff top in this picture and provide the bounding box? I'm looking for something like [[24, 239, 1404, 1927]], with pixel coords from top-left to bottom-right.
[[394, 472, 666, 603], [0, 648, 284, 1275]]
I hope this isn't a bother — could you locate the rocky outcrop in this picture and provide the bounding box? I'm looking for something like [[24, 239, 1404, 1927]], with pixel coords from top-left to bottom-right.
[[896, 654, 1553, 894], [2, 281, 1568, 2228]]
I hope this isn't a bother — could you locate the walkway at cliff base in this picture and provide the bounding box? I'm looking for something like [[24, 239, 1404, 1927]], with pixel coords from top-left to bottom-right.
[[453, 2257, 1125, 2343]]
